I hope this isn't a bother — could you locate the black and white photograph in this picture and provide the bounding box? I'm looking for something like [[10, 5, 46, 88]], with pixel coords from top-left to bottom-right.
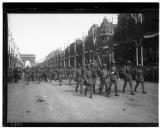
[[3, 3, 159, 127]]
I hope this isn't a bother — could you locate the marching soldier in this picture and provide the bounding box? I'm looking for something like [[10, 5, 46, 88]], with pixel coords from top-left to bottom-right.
[[76, 64, 83, 94], [122, 60, 135, 95], [81, 65, 86, 88], [58, 67, 62, 86], [108, 61, 120, 96], [91, 63, 98, 93], [84, 64, 93, 98], [68, 66, 73, 85], [99, 64, 110, 97], [134, 64, 146, 94]]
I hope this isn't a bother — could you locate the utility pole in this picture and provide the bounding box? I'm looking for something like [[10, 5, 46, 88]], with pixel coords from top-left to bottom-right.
[[131, 13, 143, 66]]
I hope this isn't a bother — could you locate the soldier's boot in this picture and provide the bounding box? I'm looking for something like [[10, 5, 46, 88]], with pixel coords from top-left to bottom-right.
[[130, 87, 135, 95], [80, 84, 83, 94], [114, 83, 119, 96], [122, 81, 127, 93], [85, 86, 87, 96], [76, 84, 78, 92], [105, 84, 109, 97], [89, 85, 93, 98], [99, 86, 102, 95], [108, 83, 112, 95], [93, 84, 96, 93], [134, 81, 139, 92]]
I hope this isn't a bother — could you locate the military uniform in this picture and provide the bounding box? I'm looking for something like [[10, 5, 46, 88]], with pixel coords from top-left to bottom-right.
[[84, 64, 93, 98], [108, 62, 119, 96], [58, 68, 62, 86], [122, 61, 135, 95], [76, 65, 83, 94], [134, 64, 146, 94], [99, 64, 110, 97], [91, 64, 98, 93], [81, 66, 86, 87], [68, 66, 73, 85]]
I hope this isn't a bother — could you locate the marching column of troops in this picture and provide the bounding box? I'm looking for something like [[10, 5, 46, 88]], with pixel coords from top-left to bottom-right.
[[23, 60, 146, 99]]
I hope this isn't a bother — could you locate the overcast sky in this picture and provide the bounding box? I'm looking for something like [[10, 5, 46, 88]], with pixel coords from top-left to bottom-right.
[[8, 14, 117, 62]]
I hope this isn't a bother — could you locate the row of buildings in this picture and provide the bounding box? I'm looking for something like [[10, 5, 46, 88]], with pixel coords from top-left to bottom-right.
[[38, 17, 116, 68], [37, 13, 158, 72], [8, 32, 24, 69]]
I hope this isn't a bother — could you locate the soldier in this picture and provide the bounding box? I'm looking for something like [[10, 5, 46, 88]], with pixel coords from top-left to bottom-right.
[[58, 67, 62, 86], [84, 64, 93, 98], [108, 61, 120, 96], [122, 60, 135, 95], [134, 64, 146, 94], [81, 65, 86, 88], [76, 64, 83, 94], [68, 66, 73, 85], [91, 63, 98, 93], [99, 64, 110, 97]]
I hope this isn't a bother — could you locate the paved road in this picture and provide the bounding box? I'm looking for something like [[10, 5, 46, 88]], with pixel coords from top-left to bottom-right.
[[7, 78, 158, 123]]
